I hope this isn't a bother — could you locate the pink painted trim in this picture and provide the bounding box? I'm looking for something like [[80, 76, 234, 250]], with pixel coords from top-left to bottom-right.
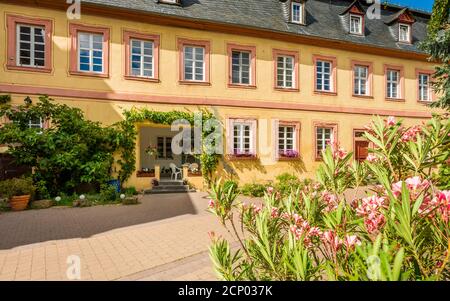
[[351, 60, 373, 97], [0, 84, 432, 119], [273, 49, 300, 91], [384, 64, 405, 101], [123, 30, 160, 82], [276, 121, 301, 160], [415, 68, 435, 103], [227, 43, 257, 88], [312, 54, 338, 95], [6, 14, 53, 72], [69, 23, 110, 78], [313, 122, 339, 161], [177, 38, 211, 84]]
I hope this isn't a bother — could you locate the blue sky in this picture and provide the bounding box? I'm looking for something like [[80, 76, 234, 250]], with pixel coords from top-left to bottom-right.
[[386, 0, 434, 12]]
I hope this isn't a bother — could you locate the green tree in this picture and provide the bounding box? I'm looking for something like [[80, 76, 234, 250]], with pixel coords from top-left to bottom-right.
[[420, 0, 450, 110], [0, 95, 124, 197]]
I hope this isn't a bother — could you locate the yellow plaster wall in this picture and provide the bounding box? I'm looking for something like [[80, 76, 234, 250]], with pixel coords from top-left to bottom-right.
[[0, 4, 438, 190]]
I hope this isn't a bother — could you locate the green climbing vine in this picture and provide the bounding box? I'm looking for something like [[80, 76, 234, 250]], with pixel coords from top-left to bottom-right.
[[116, 107, 222, 187]]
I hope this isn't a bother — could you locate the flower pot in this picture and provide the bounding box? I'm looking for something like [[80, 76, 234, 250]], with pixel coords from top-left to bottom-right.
[[9, 195, 31, 211]]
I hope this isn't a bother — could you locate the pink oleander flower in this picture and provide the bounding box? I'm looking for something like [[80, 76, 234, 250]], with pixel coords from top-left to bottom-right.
[[401, 126, 421, 142], [344, 235, 362, 250], [208, 231, 216, 240], [208, 199, 215, 208], [364, 212, 386, 234], [337, 147, 348, 159], [321, 230, 342, 252], [293, 213, 303, 225], [387, 116, 396, 126], [281, 212, 291, 220], [355, 195, 387, 234], [366, 154, 377, 163], [267, 186, 274, 194], [405, 176, 429, 191], [308, 227, 322, 237], [322, 191, 339, 212], [271, 207, 279, 218], [313, 183, 321, 190], [251, 204, 262, 214], [392, 181, 403, 197]]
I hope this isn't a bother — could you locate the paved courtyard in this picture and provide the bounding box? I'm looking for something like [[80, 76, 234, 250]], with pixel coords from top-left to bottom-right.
[[0, 192, 238, 281]]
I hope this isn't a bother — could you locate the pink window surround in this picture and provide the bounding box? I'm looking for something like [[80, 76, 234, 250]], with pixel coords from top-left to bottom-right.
[[69, 23, 110, 78], [227, 43, 257, 89], [415, 68, 435, 103], [313, 122, 338, 161], [273, 49, 300, 92], [226, 118, 258, 159], [384, 64, 405, 101], [177, 38, 211, 85], [313, 54, 338, 95], [275, 121, 301, 161], [6, 15, 53, 73], [351, 60, 373, 98], [123, 30, 160, 82]]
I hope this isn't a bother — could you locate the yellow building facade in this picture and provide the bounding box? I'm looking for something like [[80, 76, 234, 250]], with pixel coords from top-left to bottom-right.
[[0, 1, 439, 190]]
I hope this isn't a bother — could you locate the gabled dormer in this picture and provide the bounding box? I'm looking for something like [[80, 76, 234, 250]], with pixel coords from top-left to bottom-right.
[[384, 8, 416, 44], [279, 0, 308, 25], [158, 0, 181, 5], [339, 0, 366, 36]]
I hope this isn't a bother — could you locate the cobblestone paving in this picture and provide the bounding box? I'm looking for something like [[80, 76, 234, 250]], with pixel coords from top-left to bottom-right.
[[0, 193, 237, 281]]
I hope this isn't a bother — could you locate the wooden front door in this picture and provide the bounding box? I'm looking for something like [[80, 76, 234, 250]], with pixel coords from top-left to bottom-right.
[[355, 140, 369, 162]]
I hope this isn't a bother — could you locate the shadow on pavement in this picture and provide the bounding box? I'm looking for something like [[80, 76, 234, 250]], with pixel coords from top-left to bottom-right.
[[0, 192, 207, 250]]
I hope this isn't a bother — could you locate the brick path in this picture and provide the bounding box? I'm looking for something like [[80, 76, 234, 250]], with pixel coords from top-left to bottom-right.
[[0, 192, 239, 281]]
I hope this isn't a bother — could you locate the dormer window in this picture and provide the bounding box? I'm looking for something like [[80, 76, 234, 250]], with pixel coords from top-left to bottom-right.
[[399, 23, 411, 43], [350, 15, 363, 35], [291, 1, 304, 24]]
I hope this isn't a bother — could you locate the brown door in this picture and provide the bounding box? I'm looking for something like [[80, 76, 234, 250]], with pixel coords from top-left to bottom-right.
[[0, 154, 31, 180], [355, 141, 369, 162]]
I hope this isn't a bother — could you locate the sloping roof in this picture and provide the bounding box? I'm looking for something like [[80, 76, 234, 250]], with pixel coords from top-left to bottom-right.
[[339, 0, 366, 15], [80, 0, 430, 54]]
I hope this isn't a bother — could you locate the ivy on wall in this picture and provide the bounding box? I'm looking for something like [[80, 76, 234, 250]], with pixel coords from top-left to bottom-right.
[[116, 107, 222, 187]]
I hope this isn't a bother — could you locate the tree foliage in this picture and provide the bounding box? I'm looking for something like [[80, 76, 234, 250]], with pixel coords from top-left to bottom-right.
[[0, 95, 126, 197]]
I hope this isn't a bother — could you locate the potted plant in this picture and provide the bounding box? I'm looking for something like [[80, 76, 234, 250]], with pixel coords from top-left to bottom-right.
[[0, 178, 36, 211]]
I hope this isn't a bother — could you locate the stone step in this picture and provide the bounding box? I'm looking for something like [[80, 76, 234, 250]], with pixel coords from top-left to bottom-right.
[[158, 180, 184, 186], [144, 187, 195, 194], [152, 185, 190, 191]]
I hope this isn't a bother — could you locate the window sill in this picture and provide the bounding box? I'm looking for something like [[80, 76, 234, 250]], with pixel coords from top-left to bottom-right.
[[69, 70, 109, 78], [137, 171, 155, 178], [417, 100, 433, 105], [124, 75, 160, 83], [314, 90, 337, 96], [385, 98, 405, 102], [274, 87, 299, 92], [352, 94, 374, 99], [7, 65, 52, 73], [187, 172, 203, 177], [228, 83, 257, 89], [179, 80, 211, 86]]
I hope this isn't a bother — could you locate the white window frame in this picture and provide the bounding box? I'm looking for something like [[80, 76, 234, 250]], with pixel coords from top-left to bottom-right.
[[316, 60, 332, 92], [399, 23, 411, 43], [78, 32, 104, 73], [183, 45, 205, 82], [276, 55, 295, 88], [316, 127, 333, 157], [387, 69, 400, 99], [349, 15, 363, 35], [232, 122, 254, 155], [354, 65, 368, 96], [291, 2, 304, 24], [28, 117, 43, 129], [16, 24, 46, 68], [278, 125, 296, 153], [231, 50, 251, 85], [130, 39, 154, 78], [418, 73, 431, 102]]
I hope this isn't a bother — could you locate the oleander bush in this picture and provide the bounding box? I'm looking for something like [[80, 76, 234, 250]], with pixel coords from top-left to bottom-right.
[[208, 115, 450, 281]]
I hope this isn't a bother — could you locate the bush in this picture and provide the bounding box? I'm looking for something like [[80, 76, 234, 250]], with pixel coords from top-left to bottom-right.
[[240, 183, 267, 197], [99, 184, 119, 202], [274, 173, 312, 196], [123, 186, 138, 196], [208, 115, 450, 281], [0, 95, 128, 197], [0, 177, 36, 199]]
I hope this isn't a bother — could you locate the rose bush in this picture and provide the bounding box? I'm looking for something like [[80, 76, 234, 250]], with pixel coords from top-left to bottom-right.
[[208, 115, 450, 281]]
